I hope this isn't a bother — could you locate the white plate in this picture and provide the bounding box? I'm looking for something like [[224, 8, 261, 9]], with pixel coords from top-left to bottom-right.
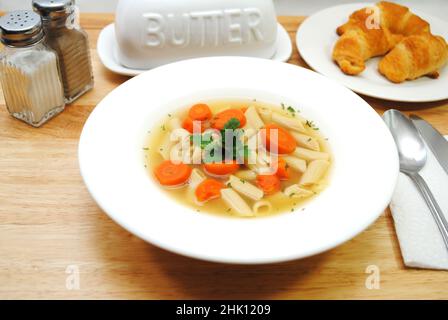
[[79, 57, 398, 264], [97, 23, 293, 77], [296, 3, 448, 102]]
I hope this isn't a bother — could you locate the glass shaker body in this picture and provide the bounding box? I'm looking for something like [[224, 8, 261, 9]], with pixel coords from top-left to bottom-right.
[[40, 8, 94, 104], [0, 11, 65, 127]]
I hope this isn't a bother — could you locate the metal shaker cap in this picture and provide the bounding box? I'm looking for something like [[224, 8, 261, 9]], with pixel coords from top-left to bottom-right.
[[32, 0, 75, 19], [0, 10, 44, 46]]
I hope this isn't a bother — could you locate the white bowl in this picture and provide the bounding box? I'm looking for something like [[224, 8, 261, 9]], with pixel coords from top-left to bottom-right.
[[79, 57, 399, 264], [115, 0, 279, 69]]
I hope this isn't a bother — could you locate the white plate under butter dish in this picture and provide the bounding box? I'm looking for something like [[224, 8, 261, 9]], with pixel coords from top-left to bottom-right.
[[296, 3, 448, 102], [79, 57, 398, 264], [97, 23, 293, 76]]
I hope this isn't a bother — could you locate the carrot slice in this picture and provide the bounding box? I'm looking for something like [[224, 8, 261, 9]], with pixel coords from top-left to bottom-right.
[[210, 109, 246, 130], [275, 157, 290, 180], [203, 161, 240, 176], [260, 124, 297, 154], [188, 103, 212, 121], [195, 178, 224, 202], [182, 117, 205, 133], [256, 174, 281, 195], [154, 160, 192, 186]]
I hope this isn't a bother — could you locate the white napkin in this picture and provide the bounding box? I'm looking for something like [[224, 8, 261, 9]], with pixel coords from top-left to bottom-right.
[[390, 135, 448, 270]]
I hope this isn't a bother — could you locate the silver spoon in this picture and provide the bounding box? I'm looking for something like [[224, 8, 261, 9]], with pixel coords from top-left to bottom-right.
[[383, 109, 448, 250]]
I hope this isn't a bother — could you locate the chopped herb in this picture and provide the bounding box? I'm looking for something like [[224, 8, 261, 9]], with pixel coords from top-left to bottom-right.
[[281, 102, 286, 110], [226, 182, 232, 188], [307, 137, 312, 142], [287, 106, 296, 114], [161, 125, 166, 131], [223, 118, 240, 130], [289, 192, 296, 198], [144, 164, 147, 168], [142, 147, 149, 151], [291, 208, 295, 212], [306, 120, 319, 130], [252, 98, 257, 102], [159, 148, 163, 151], [226, 208, 232, 212], [167, 114, 172, 117], [240, 179, 246, 184]]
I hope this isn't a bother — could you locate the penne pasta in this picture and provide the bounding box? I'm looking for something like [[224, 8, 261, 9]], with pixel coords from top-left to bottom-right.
[[189, 168, 206, 187], [234, 170, 257, 181], [169, 138, 191, 164], [243, 127, 257, 140], [249, 150, 272, 175], [253, 200, 272, 215], [221, 188, 253, 216], [283, 184, 314, 198], [258, 107, 272, 123], [271, 112, 307, 133], [257, 148, 273, 166], [228, 175, 264, 201], [244, 106, 264, 130], [283, 156, 307, 173], [300, 160, 330, 186], [191, 145, 203, 165], [187, 168, 206, 206], [290, 132, 320, 151], [293, 147, 330, 162]]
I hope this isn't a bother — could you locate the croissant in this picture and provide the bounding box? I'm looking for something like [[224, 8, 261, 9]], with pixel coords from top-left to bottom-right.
[[378, 34, 448, 83], [332, 1, 430, 75]]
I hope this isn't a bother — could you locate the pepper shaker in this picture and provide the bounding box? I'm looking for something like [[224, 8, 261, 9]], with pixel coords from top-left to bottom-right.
[[33, 0, 94, 104], [0, 10, 65, 127]]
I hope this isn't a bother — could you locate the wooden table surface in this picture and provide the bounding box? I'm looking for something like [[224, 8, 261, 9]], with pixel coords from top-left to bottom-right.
[[1, 14, 447, 300]]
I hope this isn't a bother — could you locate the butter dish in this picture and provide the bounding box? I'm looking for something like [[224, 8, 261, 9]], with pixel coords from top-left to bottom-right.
[[97, 0, 292, 76]]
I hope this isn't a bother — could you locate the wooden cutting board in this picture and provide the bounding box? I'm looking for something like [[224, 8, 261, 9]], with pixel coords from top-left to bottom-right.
[[0, 14, 447, 299]]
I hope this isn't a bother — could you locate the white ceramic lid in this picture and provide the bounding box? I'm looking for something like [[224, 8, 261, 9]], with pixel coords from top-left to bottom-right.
[[115, 0, 279, 69]]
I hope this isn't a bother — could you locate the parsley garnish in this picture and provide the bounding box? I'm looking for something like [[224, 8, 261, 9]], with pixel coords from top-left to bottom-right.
[[306, 120, 319, 130], [287, 106, 296, 114], [223, 118, 240, 130]]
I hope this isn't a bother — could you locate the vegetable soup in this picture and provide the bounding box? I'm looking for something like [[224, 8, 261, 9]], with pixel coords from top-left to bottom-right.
[[144, 99, 332, 217]]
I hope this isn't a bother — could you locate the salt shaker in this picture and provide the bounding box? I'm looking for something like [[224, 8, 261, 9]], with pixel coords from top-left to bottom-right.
[[33, 0, 94, 104], [0, 10, 65, 127]]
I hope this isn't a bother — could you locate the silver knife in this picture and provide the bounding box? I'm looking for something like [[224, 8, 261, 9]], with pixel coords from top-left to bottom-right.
[[410, 114, 448, 176]]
